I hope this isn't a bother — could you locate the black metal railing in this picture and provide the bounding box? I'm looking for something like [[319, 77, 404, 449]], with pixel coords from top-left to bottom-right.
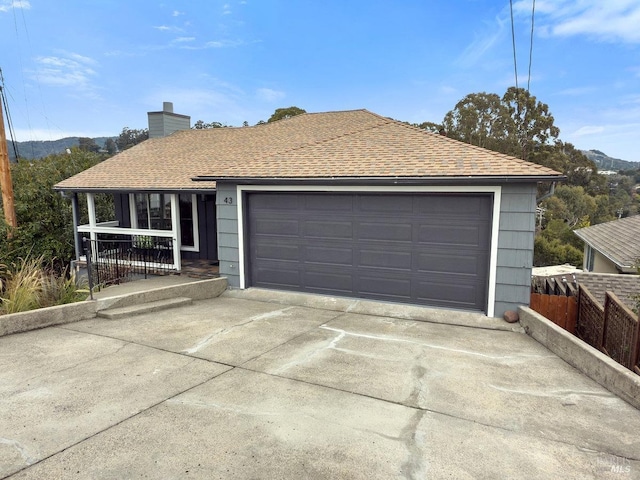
[[83, 235, 175, 294]]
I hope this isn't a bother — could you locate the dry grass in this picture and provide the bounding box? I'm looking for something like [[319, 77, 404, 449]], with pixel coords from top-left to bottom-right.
[[0, 255, 88, 315]]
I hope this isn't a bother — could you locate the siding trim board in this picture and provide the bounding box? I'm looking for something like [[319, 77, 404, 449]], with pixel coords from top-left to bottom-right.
[[232, 184, 502, 317]]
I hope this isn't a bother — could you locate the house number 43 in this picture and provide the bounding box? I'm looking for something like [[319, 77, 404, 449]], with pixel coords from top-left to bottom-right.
[[223, 197, 233, 205]]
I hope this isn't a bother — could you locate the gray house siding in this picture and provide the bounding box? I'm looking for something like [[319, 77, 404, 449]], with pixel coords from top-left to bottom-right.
[[217, 183, 538, 317], [494, 183, 537, 317], [216, 184, 241, 287]]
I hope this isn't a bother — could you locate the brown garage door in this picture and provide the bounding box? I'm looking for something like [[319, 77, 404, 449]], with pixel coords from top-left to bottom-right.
[[246, 192, 492, 311]]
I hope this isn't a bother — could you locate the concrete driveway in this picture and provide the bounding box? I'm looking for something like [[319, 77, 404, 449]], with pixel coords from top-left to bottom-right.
[[1, 292, 639, 479]]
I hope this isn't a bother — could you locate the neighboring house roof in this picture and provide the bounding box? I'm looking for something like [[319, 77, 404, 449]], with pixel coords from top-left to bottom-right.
[[55, 109, 564, 192], [574, 272, 640, 311], [574, 215, 640, 272]]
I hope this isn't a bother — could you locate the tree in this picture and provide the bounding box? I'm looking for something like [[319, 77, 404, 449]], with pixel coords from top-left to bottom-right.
[[267, 106, 306, 123], [501, 87, 560, 160], [442, 92, 509, 150], [104, 138, 117, 155], [0, 148, 113, 271], [192, 120, 229, 129], [116, 127, 148, 151], [78, 137, 100, 153]]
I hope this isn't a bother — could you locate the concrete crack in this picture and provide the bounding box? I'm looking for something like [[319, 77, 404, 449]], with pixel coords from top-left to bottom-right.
[[182, 307, 296, 354], [399, 410, 428, 480], [271, 328, 345, 375], [319, 325, 554, 362], [0, 437, 37, 466]]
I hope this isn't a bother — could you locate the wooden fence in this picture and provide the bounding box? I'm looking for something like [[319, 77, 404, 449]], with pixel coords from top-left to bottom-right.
[[531, 279, 640, 375], [530, 293, 577, 334]]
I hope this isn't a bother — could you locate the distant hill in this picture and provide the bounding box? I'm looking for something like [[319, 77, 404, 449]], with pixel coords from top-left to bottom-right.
[[581, 149, 639, 172], [6, 137, 114, 161]]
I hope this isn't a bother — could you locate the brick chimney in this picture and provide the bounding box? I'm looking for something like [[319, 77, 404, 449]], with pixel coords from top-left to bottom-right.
[[147, 102, 190, 138]]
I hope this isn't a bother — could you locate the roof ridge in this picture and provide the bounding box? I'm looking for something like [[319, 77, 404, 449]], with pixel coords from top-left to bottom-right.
[[252, 112, 393, 161]]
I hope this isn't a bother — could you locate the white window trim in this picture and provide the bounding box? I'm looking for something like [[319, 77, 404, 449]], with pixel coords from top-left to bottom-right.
[[235, 184, 501, 318]]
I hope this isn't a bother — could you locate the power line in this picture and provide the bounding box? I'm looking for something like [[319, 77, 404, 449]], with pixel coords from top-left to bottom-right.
[[0, 69, 20, 160], [527, 0, 536, 92], [509, 0, 519, 90]]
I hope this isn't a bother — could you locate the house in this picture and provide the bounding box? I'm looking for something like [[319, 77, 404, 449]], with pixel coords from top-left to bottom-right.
[[574, 215, 640, 274], [55, 105, 564, 318]]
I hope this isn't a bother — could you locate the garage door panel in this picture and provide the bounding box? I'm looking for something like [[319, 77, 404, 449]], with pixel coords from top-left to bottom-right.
[[417, 224, 488, 247], [247, 192, 491, 312], [304, 220, 353, 239], [414, 279, 479, 307], [358, 275, 412, 298], [359, 249, 413, 270], [255, 243, 300, 262], [357, 195, 414, 213], [306, 246, 353, 265], [304, 269, 353, 292], [414, 195, 486, 215], [304, 194, 354, 212], [253, 266, 301, 288], [417, 251, 484, 275], [358, 222, 413, 242], [254, 218, 300, 236]]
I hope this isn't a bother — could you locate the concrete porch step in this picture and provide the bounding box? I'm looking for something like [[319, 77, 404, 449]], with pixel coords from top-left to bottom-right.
[[97, 297, 193, 320]]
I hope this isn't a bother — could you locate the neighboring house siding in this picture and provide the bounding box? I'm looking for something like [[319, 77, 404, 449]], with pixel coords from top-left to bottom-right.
[[494, 183, 537, 317], [591, 250, 619, 274], [216, 184, 241, 287]]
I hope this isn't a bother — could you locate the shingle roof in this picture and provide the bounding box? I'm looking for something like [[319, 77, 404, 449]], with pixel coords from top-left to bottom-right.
[[574, 215, 640, 270], [574, 272, 640, 310], [55, 109, 563, 192]]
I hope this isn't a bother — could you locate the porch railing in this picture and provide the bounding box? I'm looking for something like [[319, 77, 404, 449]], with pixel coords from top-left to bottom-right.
[[82, 232, 177, 292]]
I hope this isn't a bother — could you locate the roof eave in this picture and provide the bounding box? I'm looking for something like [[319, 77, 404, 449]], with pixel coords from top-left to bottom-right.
[[192, 174, 566, 186]]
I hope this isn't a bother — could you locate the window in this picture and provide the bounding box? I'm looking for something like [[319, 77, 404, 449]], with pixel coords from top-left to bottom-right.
[[179, 194, 198, 249], [130, 193, 199, 251], [134, 193, 171, 230]]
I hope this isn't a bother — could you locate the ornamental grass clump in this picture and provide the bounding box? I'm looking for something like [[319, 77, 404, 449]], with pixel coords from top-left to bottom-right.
[[0, 255, 88, 315]]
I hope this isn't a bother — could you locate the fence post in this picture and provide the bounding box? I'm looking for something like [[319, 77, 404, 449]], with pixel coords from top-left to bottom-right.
[[83, 237, 94, 301]]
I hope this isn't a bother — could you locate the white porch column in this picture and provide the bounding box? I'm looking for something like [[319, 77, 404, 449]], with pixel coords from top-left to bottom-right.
[[86, 193, 97, 242], [170, 193, 181, 271]]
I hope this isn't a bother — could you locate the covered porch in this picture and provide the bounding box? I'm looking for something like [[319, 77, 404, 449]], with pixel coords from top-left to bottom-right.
[[71, 190, 218, 287]]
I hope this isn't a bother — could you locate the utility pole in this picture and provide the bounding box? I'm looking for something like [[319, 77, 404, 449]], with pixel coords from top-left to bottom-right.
[[0, 83, 17, 230]]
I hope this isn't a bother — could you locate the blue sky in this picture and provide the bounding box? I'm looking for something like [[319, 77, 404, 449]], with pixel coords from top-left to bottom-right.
[[1, 0, 639, 162]]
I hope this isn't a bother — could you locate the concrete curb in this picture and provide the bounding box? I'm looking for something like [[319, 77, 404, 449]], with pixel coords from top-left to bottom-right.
[[95, 277, 228, 311], [0, 277, 228, 337], [224, 288, 521, 331], [519, 306, 640, 410], [0, 301, 97, 337]]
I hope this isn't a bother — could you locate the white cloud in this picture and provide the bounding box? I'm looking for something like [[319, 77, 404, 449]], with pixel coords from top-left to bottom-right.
[[173, 37, 196, 43], [222, 3, 232, 15], [172, 10, 184, 17], [555, 86, 597, 96], [515, 0, 640, 44], [256, 88, 285, 102], [572, 125, 605, 136], [32, 52, 99, 94], [456, 15, 507, 67], [0, 1, 30, 13], [154, 25, 184, 33]]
